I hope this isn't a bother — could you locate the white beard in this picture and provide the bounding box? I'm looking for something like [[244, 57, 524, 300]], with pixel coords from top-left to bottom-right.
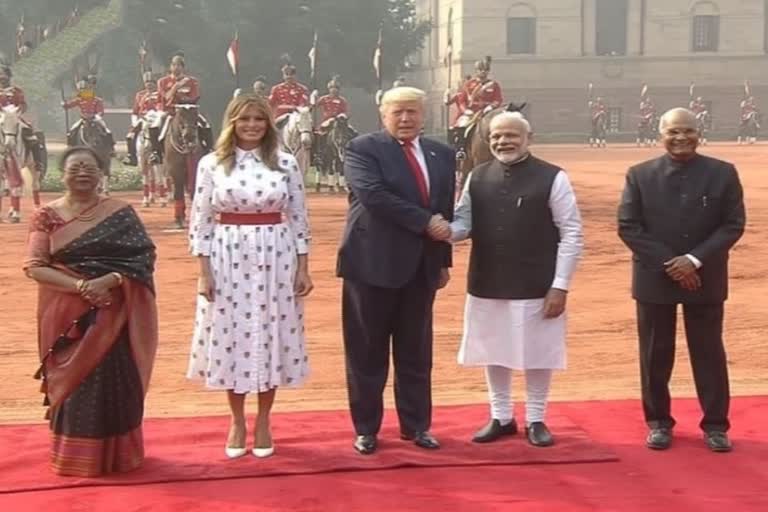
[[492, 148, 525, 164]]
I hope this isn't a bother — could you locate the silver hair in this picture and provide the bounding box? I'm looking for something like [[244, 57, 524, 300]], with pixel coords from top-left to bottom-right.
[[658, 107, 697, 132], [490, 111, 532, 134]]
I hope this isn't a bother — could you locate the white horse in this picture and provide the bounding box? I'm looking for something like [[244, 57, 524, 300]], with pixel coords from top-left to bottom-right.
[[138, 109, 169, 207], [280, 107, 313, 175], [0, 105, 38, 222]]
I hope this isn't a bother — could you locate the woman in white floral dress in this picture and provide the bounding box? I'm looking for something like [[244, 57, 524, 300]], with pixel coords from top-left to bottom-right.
[[187, 94, 313, 459]]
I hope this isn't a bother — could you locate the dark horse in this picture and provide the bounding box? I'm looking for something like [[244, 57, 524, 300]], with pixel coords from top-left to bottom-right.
[[589, 111, 607, 148], [456, 102, 527, 188], [71, 117, 112, 193], [738, 111, 760, 144], [164, 105, 202, 228], [315, 115, 356, 193]]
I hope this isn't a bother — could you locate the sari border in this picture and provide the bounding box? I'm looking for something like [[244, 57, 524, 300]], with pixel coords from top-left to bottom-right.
[[50, 425, 145, 477]]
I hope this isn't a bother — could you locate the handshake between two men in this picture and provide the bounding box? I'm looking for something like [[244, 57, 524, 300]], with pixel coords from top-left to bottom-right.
[[426, 214, 452, 242]]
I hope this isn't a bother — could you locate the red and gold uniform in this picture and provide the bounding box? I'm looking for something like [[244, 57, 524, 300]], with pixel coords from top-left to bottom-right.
[[63, 93, 105, 119], [639, 100, 656, 126], [269, 80, 310, 119], [740, 98, 757, 122], [0, 85, 27, 112], [317, 94, 348, 124], [157, 74, 200, 113], [590, 100, 607, 120], [446, 90, 469, 128], [134, 89, 163, 116], [463, 77, 503, 113], [690, 99, 708, 116]]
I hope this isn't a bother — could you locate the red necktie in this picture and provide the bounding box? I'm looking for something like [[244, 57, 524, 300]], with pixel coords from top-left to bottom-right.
[[402, 140, 430, 206]]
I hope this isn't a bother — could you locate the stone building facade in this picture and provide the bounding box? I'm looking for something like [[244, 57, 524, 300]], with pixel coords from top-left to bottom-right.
[[407, 0, 768, 139]]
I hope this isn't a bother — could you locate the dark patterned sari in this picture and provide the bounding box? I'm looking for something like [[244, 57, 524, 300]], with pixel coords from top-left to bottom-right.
[[24, 198, 158, 477]]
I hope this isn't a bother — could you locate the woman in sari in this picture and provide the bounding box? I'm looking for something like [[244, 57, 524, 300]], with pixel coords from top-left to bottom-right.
[[23, 146, 158, 477]]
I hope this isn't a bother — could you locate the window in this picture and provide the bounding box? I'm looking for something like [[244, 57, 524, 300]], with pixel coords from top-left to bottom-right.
[[595, 0, 628, 56], [607, 107, 622, 133], [692, 15, 719, 51], [507, 17, 536, 54]]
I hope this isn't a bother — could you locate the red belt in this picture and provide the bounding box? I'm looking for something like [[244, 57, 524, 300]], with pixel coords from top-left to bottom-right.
[[218, 212, 282, 225]]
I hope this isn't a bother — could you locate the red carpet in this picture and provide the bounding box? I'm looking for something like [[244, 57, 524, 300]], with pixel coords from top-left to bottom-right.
[[0, 404, 615, 493], [1, 397, 766, 511]]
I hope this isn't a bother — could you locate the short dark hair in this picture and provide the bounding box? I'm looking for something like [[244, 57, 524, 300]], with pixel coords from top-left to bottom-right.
[[58, 146, 105, 171]]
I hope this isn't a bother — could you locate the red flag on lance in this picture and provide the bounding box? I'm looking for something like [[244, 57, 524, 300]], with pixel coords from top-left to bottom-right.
[[373, 26, 383, 82], [139, 40, 149, 72], [226, 31, 240, 77], [308, 31, 318, 83], [444, 7, 453, 66], [16, 16, 25, 55]]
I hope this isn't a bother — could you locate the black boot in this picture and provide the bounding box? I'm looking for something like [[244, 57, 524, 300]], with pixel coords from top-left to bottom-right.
[[122, 134, 138, 166], [104, 132, 116, 157], [199, 125, 213, 154], [149, 127, 163, 164]]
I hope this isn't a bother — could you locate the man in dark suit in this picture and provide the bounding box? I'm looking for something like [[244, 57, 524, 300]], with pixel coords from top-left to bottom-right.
[[618, 108, 745, 452], [338, 86, 456, 455]]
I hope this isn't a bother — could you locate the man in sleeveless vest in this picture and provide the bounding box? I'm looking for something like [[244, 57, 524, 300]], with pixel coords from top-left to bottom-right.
[[446, 112, 584, 447]]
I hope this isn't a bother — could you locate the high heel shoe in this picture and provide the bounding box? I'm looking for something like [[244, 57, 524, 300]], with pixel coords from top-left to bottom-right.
[[226, 423, 247, 458], [251, 446, 275, 458], [225, 446, 248, 459]]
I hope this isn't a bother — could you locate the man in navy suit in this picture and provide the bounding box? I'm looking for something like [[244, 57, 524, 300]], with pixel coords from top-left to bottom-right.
[[338, 87, 456, 455]]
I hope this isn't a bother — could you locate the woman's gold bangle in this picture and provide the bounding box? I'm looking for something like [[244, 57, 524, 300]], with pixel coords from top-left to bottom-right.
[[75, 279, 86, 293]]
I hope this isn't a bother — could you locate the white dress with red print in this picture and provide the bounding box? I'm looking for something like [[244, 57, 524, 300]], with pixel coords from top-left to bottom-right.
[[187, 149, 311, 393]]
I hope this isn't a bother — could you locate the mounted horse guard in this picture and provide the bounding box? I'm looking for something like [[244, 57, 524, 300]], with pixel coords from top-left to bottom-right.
[[252, 76, 269, 99], [270, 58, 312, 175], [156, 53, 209, 229], [63, 75, 114, 194], [451, 57, 504, 178], [689, 96, 711, 145], [588, 96, 608, 148], [636, 95, 658, 147], [124, 71, 168, 207], [444, 75, 470, 159], [737, 96, 760, 145], [313, 75, 357, 193], [0, 64, 47, 223]]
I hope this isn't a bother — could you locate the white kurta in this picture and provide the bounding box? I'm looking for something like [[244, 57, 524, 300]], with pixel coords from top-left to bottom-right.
[[187, 148, 311, 393], [451, 164, 583, 370]]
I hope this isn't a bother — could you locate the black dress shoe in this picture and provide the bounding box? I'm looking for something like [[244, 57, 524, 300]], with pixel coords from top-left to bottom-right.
[[472, 419, 518, 443], [646, 428, 672, 450], [704, 431, 732, 452], [526, 422, 554, 447], [354, 434, 377, 455], [401, 431, 440, 449]]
